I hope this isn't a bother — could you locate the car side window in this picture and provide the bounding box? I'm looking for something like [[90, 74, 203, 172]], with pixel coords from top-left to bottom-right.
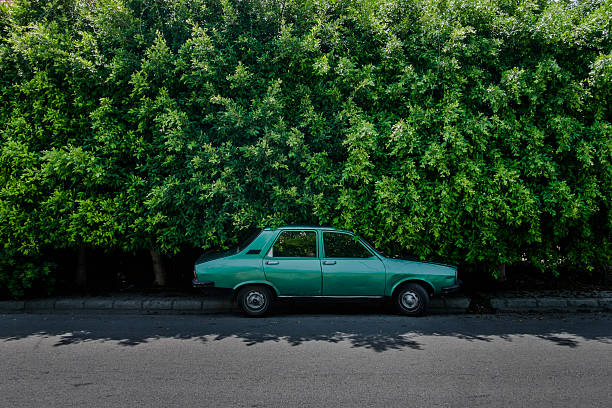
[[323, 232, 373, 258], [268, 231, 317, 258]]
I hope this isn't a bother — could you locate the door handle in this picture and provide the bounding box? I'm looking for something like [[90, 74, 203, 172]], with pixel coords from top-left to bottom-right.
[[322, 261, 336, 265], [266, 261, 279, 265]]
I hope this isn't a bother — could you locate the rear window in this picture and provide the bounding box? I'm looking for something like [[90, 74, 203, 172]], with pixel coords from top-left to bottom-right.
[[237, 228, 262, 251]]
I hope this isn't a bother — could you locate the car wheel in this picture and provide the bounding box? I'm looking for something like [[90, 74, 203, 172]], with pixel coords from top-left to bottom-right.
[[237, 285, 273, 317], [394, 283, 429, 316]]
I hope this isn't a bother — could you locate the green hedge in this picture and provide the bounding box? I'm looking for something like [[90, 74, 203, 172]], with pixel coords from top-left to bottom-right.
[[1, 0, 610, 296]]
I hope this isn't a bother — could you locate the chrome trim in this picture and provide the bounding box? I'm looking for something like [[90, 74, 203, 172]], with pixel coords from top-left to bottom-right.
[[277, 295, 385, 299]]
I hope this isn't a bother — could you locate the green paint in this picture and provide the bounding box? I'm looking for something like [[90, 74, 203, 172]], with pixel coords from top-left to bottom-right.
[[195, 227, 457, 297]]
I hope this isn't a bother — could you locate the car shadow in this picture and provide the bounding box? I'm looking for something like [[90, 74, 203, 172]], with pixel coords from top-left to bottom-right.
[[1, 310, 611, 352]]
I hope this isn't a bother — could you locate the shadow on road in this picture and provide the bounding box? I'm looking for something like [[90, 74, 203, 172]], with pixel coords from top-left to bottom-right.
[[1, 308, 611, 352]]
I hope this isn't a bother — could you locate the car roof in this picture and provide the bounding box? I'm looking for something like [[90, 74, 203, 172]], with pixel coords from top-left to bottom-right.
[[264, 225, 352, 233]]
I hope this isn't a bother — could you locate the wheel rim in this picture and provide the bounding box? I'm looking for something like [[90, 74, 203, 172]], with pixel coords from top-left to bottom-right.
[[400, 290, 419, 311], [245, 290, 266, 311]]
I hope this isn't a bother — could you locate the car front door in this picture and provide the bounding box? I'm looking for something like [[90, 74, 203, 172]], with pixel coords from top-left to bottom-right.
[[263, 230, 322, 296], [321, 231, 386, 296]]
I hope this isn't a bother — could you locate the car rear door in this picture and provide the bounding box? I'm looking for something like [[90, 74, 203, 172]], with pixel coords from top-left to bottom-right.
[[262, 230, 322, 296], [321, 231, 386, 296]]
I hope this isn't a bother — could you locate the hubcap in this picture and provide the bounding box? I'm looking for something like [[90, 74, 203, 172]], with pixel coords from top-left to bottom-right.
[[401, 290, 419, 311], [245, 291, 266, 310]]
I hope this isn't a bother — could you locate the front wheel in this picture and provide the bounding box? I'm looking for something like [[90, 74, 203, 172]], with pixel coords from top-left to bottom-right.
[[237, 285, 273, 317], [394, 283, 429, 316]]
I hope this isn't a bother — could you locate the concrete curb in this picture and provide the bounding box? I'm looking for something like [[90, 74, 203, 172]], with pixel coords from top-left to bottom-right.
[[0, 297, 235, 314], [1, 295, 610, 315], [0, 296, 468, 315]]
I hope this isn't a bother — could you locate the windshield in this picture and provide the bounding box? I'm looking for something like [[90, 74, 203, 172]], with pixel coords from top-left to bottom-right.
[[358, 237, 385, 257]]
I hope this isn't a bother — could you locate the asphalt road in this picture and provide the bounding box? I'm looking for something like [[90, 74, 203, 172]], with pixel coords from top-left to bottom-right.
[[1, 312, 611, 407]]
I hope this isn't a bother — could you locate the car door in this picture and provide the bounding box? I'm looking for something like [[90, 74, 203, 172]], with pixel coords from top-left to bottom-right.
[[262, 230, 322, 296], [321, 231, 386, 296]]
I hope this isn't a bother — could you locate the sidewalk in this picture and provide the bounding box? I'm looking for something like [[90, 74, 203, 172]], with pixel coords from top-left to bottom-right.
[[1, 291, 611, 314]]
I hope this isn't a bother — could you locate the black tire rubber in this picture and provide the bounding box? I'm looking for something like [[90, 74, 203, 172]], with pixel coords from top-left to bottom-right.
[[237, 285, 273, 317], [394, 283, 429, 316]]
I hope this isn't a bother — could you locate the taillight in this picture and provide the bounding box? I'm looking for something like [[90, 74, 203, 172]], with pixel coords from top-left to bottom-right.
[[193, 268, 197, 279]]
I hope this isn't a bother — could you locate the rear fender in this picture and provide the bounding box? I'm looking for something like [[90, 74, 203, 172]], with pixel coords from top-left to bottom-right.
[[233, 281, 281, 297]]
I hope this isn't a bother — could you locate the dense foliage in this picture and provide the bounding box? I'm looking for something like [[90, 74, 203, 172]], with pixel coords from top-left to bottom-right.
[[1, 0, 610, 297]]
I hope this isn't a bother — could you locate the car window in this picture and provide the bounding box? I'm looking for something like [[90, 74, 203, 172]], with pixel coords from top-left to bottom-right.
[[269, 230, 317, 258], [237, 228, 262, 251], [323, 232, 373, 258]]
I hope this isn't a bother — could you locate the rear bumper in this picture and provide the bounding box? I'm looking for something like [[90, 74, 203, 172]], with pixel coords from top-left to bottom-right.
[[192, 278, 215, 288], [441, 280, 462, 294]]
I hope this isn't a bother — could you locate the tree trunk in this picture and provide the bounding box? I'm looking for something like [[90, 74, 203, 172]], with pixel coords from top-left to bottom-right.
[[496, 263, 507, 282], [151, 250, 166, 286], [76, 246, 87, 288]]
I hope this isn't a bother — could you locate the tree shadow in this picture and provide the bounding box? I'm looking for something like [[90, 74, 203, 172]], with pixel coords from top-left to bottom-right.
[[535, 334, 579, 348], [1, 309, 610, 352]]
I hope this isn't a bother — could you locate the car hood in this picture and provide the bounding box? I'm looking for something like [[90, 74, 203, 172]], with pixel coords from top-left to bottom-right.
[[384, 255, 456, 269], [382, 256, 457, 275]]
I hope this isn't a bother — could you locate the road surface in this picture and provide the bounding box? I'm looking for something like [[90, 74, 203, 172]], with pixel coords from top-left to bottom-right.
[[1, 312, 611, 407]]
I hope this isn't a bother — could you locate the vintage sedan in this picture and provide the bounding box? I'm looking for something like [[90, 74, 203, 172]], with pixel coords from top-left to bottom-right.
[[193, 226, 460, 316]]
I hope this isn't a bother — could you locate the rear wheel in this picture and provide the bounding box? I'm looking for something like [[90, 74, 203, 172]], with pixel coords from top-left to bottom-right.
[[394, 283, 429, 316], [237, 285, 273, 317]]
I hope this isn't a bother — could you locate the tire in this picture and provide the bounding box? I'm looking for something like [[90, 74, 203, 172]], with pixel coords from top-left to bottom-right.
[[394, 283, 429, 316], [237, 285, 273, 317]]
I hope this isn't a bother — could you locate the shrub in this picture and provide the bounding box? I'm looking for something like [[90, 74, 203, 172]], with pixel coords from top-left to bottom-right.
[[0, 0, 610, 296]]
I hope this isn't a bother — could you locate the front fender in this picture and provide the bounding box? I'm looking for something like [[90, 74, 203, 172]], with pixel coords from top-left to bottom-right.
[[389, 278, 436, 297], [383, 258, 457, 296]]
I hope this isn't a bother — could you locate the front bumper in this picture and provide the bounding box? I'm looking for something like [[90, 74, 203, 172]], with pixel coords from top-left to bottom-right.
[[441, 280, 462, 294], [192, 278, 215, 288]]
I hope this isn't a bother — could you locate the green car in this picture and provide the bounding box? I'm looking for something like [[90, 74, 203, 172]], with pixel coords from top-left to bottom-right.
[[193, 226, 460, 316]]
